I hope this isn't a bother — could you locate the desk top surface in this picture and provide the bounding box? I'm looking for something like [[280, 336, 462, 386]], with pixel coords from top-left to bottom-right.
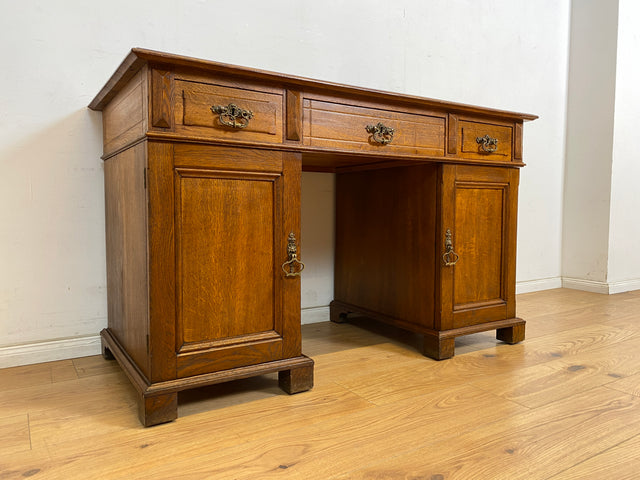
[[89, 48, 538, 123]]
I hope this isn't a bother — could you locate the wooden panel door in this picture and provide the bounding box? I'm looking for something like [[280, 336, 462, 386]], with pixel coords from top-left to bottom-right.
[[150, 143, 302, 379], [439, 165, 519, 330]]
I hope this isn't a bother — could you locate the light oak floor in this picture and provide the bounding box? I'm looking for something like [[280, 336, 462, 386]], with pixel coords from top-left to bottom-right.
[[1, 288, 640, 479]]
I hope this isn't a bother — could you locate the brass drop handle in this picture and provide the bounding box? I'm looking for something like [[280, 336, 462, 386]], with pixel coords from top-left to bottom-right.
[[281, 232, 305, 277], [366, 122, 395, 145], [442, 229, 460, 266], [476, 134, 498, 153], [211, 103, 253, 129]]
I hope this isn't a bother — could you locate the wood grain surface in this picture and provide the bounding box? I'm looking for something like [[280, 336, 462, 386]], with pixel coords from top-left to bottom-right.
[[1, 288, 639, 479]]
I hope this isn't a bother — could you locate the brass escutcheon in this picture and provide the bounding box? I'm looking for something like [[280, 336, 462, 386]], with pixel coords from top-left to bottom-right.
[[476, 134, 499, 153], [281, 232, 305, 277], [366, 122, 395, 145], [211, 103, 254, 129], [442, 229, 460, 266]]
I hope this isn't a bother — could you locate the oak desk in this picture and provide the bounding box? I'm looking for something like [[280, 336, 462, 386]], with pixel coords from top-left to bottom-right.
[[90, 49, 537, 426]]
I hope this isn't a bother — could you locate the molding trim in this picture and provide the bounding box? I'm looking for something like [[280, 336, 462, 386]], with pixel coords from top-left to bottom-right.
[[562, 277, 610, 294], [516, 277, 563, 294], [562, 277, 640, 294], [301, 306, 330, 325], [0, 335, 102, 369], [5, 279, 639, 368], [607, 278, 640, 294], [0, 308, 331, 369], [518, 276, 640, 295]]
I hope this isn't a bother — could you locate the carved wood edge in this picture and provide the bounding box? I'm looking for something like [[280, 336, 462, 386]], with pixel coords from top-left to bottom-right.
[[286, 89, 303, 141], [145, 355, 314, 396], [329, 302, 525, 339], [100, 132, 527, 170], [100, 328, 150, 395], [447, 114, 458, 155], [431, 317, 525, 339], [330, 299, 433, 334], [151, 69, 173, 129], [91, 48, 537, 122], [89, 54, 148, 110], [514, 123, 523, 160], [102, 326, 314, 398]]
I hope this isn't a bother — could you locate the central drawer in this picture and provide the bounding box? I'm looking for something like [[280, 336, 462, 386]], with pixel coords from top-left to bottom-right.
[[302, 96, 446, 157]]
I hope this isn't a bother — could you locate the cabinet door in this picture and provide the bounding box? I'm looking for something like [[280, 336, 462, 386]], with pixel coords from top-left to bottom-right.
[[148, 143, 302, 380], [438, 165, 518, 330]]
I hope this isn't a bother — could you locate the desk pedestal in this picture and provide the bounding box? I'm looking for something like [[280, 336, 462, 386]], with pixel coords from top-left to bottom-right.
[[331, 163, 523, 360]]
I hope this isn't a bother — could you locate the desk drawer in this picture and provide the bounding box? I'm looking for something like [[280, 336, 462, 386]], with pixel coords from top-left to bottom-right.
[[175, 80, 284, 143], [454, 119, 513, 161], [303, 97, 445, 156]]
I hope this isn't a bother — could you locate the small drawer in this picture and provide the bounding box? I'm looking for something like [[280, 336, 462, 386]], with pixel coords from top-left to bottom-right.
[[175, 80, 283, 143], [454, 119, 513, 161], [303, 97, 445, 157]]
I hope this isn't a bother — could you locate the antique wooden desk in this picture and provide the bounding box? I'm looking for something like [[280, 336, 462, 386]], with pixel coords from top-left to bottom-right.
[[90, 49, 537, 426]]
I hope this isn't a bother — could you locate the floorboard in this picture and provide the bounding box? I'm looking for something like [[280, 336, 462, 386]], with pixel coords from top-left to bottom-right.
[[0, 288, 638, 479]]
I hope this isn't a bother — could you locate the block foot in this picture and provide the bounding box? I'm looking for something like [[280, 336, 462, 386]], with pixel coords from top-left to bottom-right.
[[329, 302, 349, 324], [138, 392, 178, 427], [422, 334, 455, 360], [101, 336, 115, 360], [496, 323, 526, 344], [279, 362, 314, 394]]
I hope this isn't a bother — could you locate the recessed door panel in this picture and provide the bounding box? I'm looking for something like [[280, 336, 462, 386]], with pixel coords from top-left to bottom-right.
[[453, 184, 505, 307], [177, 171, 277, 345]]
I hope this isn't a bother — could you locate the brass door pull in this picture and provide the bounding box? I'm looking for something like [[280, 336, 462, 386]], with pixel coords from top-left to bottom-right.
[[442, 229, 460, 266], [366, 122, 395, 144], [211, 103, 253, 129], [282, 232, 305, 277], [476, 134, 498, 153]]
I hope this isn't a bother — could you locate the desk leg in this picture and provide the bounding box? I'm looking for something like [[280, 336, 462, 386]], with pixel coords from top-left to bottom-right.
[[329, 302, 349, 323], [496, 324, 525, 344], [422, 334, 455, 360], [101, 337, 115, 360], [138, 393, 178, 427], [279, 364, 314, 394]]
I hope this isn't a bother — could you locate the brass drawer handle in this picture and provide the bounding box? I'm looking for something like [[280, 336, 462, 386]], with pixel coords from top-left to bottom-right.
[[211, 103, 254, 129], [282, 232, 305, 277], [442, 229, 460, 266], [476, 134, 499, 153], [366, 122, 395, 145]]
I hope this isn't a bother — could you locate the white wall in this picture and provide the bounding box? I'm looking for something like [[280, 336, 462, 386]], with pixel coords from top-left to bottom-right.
[[561, 0, 640, 294], [562, 0, 619, 286], [300, 173, 335, 321], [608, 0, 640, 287], [0, 0, 570, 366]]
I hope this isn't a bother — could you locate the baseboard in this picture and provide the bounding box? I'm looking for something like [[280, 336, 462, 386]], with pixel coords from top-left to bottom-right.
[[517, 276, 640, 295], [607, 279, 640, 294], [0, 335, 102, 369], [0, 307, 331, 369], [562, 277, 609, 294], [5, 278, 637, 369], [563, 277, 640, 294], [516, 277, 563, 294], [301, 306, 330, 325]]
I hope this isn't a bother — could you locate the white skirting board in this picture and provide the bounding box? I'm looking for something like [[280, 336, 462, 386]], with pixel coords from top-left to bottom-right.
[[562, 277, 640, 294], [516, 276, 640, 294], [0, 307, 332, 368], [3, 279, 638, 369], [0, 335, 102, 369], [516, 277, 563, 294], [301, 305, 331, 324]]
